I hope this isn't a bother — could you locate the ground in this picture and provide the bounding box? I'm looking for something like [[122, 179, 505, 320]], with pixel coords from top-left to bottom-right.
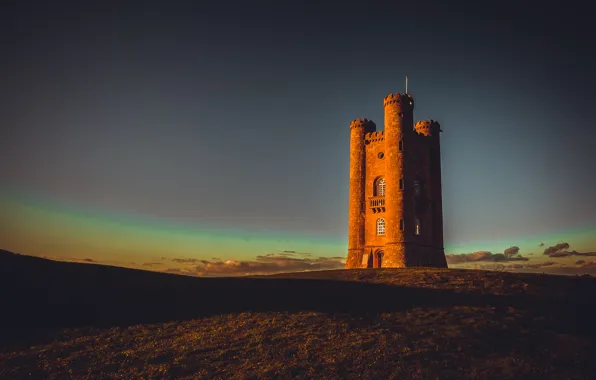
[[1, 250, 595, 379]]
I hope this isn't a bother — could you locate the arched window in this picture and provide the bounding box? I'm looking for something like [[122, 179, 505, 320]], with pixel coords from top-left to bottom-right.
[[373, 177, 385, 197], [415, 218, 421, 235], [376, 218, 386, 235], [377, 178, 386, 197]]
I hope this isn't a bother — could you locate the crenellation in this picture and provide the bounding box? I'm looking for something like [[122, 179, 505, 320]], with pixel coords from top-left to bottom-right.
[[383, 93, 415, 108], [414, 120, 442, 137], [365, 130, 385, 143], [350, 118, 376, 132]]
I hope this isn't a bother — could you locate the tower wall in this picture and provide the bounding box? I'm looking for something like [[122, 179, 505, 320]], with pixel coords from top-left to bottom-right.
[[430, 121, 447, 267], [364, 132, 387, 258], [383, 93, 415, 267], [413, 137, 435, 249], [346, 118, 375, 268]]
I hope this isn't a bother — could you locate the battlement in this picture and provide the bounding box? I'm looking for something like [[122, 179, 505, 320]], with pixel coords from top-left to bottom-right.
[[383, 93, 414, 108], [415, 120, 441, 136], [365, 130, 385, 143], [350, 118, 376, 134], [350, 119, 377, 129]]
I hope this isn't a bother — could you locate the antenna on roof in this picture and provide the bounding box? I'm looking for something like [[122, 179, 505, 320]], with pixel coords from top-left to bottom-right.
[[406, 75, 408, 94]]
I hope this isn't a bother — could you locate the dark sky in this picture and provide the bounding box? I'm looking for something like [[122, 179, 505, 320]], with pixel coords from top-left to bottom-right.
[[2, 0, 595, 254]]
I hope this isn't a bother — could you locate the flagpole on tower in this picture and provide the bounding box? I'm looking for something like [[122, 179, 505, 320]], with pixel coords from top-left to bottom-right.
[[406, 75, 408, 94]]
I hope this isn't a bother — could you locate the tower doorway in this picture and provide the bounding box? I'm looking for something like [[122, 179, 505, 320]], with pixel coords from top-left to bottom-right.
[[374, 250, 384, 268]]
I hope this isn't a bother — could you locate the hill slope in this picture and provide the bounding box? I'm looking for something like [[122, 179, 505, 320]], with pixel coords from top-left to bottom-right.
[[1, 249, 595, 379]]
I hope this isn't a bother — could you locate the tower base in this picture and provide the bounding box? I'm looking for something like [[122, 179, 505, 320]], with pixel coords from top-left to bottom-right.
[[345, 244, 447, 269], [345, 248, 364, 269], [383, 243, 408, 268]]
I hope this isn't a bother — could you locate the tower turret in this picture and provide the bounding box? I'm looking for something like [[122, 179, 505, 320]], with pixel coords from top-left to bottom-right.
[[346, 118, 376, 268], [414, 119, 435, 137], [413, 120, 447, 266], [383, 93, 414, 267]]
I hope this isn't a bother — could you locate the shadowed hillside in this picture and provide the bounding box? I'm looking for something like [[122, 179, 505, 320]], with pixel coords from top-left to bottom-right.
[[1, 249, 596, 379]]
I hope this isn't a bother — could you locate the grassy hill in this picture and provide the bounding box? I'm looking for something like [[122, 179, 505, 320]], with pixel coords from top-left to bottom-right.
[[1, 249, 595, 379]]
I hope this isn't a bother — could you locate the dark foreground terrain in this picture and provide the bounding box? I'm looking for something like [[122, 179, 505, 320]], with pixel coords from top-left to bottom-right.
[[1, 249, 596, 379]]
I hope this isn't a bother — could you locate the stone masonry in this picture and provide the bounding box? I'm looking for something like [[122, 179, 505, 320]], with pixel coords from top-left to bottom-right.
[[346, 93, 448, 269]]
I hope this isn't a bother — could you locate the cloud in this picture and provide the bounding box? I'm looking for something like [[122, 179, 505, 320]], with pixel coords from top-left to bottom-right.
[[521, 261, 556, 269], [38, 256, 96, 264], [576, 260, 596, 268], [541, 244, 596, 258], [446, 250, 528, 265], [549, 251, 573, 258], [266, 250, 313, 257], [543, 242, 570, 256], [163, 251, 321, 276], [540, 243, 596, 258], [475, 260, 596, 276], [575, 252, 596, 257], [448, 244, 596, 276], [164, 268, 195, 274], [62, 257, 95, 263], [142, 262, 164, 267], [171, 258, 201, 264], [482, 261, 555, 271], [504, 246, 520, 257], [191, 255, 345, 277]]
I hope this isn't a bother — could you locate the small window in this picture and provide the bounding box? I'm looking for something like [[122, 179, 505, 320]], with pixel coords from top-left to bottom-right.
[[415, 219, 421, 235], [413, 180, 421, 196], [398, 140, 403, 152], [399, 178, 403, 190], [399, 219, 404, 231], [377, 152, 384, 159], [376, 218, 386, 235]]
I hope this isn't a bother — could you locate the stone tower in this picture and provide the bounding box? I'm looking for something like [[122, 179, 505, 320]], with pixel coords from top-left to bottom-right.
[[345, 93, 448, 269]]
